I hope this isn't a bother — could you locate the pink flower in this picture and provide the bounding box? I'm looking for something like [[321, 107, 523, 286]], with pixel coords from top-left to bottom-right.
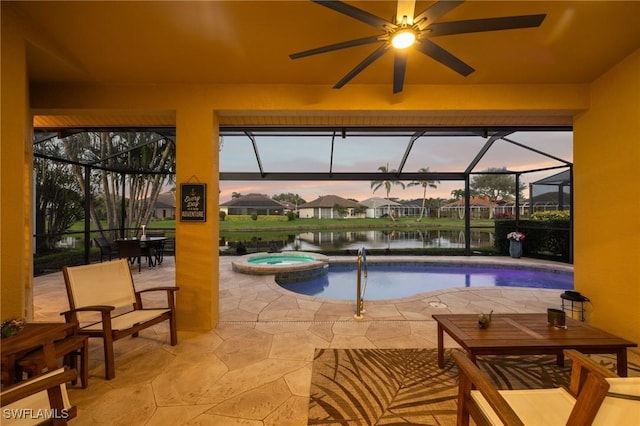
[[507, 231, 525, 241]]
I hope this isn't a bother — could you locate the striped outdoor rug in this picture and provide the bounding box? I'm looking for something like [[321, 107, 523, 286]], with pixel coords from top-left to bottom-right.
[[307, 348, 634, 425]]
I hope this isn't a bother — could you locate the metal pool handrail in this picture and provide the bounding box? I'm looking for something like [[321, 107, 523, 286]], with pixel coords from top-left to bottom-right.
[[354, 247, 368, 320]]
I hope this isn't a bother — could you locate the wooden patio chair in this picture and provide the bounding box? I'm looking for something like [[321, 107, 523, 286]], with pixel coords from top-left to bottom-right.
[[0, 368, 77, 425], [61, 259, 179, 380], [452, 349, 639, 426]]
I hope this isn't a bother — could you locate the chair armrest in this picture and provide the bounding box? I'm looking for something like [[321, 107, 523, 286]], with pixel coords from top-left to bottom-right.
[[66, 305, 117, 313], [564, 350, 618, 397], [0, 368, 77, 406], [61, 305, 116, 327], [135, 287, 179, 309], [136, 286, 179, 295], [451, 349, 525, 426], [61, 305, 115, 318]]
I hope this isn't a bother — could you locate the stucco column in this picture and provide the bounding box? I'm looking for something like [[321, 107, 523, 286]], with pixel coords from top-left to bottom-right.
[[573, 49, 640, 344], [1, 7, 32, 320], [175, 99, 219, 330]]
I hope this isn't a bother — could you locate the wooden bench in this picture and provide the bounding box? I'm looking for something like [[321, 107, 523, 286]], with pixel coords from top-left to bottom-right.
[[17, 334, 89, 388], [61, 259, 179, 380]]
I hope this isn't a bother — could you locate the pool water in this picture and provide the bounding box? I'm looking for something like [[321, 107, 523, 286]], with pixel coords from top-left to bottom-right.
[[277, 263, 573, 300], [249, 255, 316, 265]]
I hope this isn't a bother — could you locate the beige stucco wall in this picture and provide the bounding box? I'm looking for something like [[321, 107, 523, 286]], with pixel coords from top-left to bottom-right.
[[573, 48, 640, 344]]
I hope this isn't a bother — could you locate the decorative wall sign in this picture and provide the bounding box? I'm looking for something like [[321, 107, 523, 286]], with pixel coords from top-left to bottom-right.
[[180, 183, 207, 222]]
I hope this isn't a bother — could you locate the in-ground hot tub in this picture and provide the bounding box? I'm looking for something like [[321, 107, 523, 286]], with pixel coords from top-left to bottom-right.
[[232, 251, 329, 275]]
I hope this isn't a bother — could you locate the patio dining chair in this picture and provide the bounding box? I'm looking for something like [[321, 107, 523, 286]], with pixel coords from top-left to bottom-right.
[[116, 239, 142, 272], [94, 237, 115, 262]]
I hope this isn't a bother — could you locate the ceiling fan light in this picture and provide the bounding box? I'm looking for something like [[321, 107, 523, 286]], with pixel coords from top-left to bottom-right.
[[391, 29, 416, 49]]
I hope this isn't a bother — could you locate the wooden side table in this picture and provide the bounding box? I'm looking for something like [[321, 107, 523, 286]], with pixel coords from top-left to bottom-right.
[[17, 334, 89, 388], [1, 322, 78, 386]]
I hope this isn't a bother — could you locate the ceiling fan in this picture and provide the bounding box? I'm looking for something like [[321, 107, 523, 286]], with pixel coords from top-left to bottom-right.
[[289, 0, 546, 93]]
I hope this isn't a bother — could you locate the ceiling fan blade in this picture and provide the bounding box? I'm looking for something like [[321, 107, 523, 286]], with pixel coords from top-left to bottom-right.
[[396, 0, 416, 24], [427, 14, 547, 37], [334, 43, 391, 89], [312, 0, 392, 31], [393, 51, 409, 93], [414, 0, 464, 29], [289, 35, 382, 59], [415, 39, 474, 76]]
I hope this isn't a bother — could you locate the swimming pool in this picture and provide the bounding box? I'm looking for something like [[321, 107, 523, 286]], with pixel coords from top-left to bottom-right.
[[276, 263, 573, 300]]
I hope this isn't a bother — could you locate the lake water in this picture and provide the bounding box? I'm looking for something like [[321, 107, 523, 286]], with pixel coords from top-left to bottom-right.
[[221, 228, 494, 252]]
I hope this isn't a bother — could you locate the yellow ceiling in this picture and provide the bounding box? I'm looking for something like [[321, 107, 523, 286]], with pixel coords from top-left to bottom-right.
[[9, 1, 640, 127]]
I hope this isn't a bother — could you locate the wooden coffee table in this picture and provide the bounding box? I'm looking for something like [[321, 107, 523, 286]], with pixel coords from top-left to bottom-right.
[[432, 313, 637, 376]]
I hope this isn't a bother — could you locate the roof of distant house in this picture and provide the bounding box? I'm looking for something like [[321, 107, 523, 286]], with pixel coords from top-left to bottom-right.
[[397, 199, 423, 208], [278, 200, 297, 210], [220, 193, 285, 208], [442, 196, 497, 208], [155, 191, 176, 208], [359, 197, 401, 207], [299, 195, 362, 209]]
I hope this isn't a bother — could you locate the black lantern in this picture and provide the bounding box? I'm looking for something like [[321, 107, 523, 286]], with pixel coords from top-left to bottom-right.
[[561, 291, 590, 322]]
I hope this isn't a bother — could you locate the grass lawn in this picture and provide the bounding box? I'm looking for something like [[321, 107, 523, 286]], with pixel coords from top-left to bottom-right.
[[70, 216, 494, 233]]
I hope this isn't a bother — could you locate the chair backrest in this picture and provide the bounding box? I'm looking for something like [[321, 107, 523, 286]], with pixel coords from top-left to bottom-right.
[[94, 237, 111, 249], [592, 377, 640, 425], [116, 239, 141, 258], [63, 259, 136, 312], [0, 368, 76, 425]]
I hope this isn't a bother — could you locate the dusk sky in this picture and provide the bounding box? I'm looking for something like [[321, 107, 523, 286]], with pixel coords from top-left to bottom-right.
[[218, 131, 572, 204]]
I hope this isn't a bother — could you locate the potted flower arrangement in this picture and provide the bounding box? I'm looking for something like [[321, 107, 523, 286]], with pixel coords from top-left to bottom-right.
[[506, 231, 525, 258], [1, 318, 25, 338], [506, 231, 525, 242]]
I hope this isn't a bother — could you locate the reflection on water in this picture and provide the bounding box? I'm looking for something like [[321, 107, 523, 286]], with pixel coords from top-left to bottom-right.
[[221, 229, 494, 252]]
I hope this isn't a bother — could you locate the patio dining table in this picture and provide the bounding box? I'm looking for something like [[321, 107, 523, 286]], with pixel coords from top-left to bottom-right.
[[116, 236, 166, 270]]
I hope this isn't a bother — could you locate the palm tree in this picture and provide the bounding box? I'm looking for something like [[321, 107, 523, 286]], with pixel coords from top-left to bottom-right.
[[407, 167, 440, 222], [370, 163, 405, 221], [450, 189, 465, 200], [63, 131, 175, 240]]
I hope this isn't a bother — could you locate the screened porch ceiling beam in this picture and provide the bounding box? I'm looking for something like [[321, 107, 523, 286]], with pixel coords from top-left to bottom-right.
[[500, 136, 573, 166], [464, 131, 512, 174], [329, 131, 336, 177], [245, 131, 265, 178], [86, 134, 172, 165], [220, 172, 466, 181], [396, 131, 425, 176]]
